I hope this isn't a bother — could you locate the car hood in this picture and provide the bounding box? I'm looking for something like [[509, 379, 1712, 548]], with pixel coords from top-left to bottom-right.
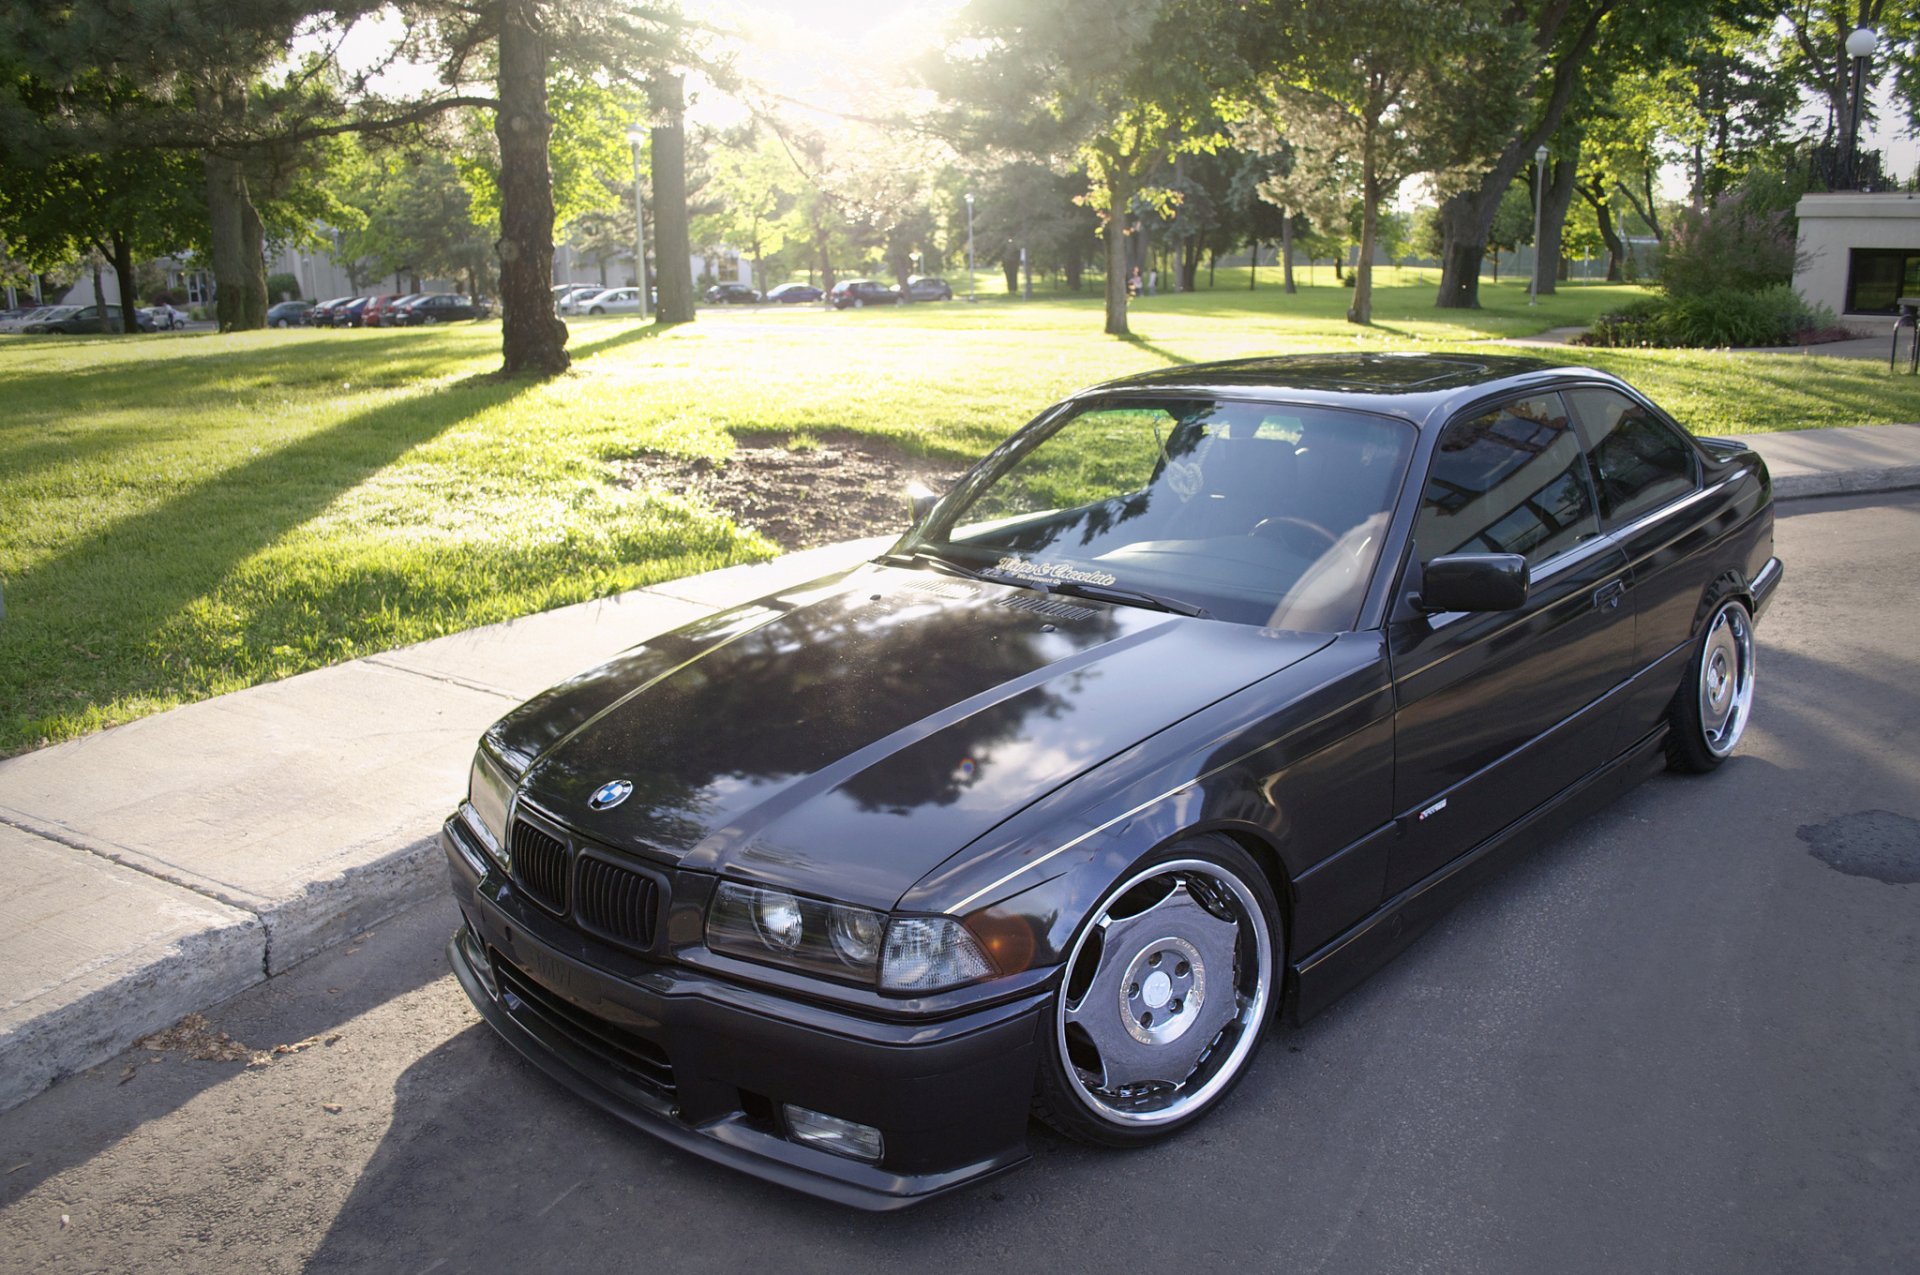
[[491, 564, 1329, 910]]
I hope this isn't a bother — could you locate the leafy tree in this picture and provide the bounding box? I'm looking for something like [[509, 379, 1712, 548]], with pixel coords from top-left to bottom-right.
[[971, 160, 1100, 292], [926, 0, 1258, 335], [1238, 0, 1513, 324]]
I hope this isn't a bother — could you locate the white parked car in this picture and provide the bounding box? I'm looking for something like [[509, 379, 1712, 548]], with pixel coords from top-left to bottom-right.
[[573, 287, 643, 316], [555, 284, 611, 315], [0, 305, 66, 333]]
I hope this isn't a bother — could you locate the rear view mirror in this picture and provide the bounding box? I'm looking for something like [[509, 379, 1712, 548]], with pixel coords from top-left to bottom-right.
[[905, 482, 939, 528], [1419, 553, 1529, 613]]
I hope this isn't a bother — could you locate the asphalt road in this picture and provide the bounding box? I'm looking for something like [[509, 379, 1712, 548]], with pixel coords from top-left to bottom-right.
[[3, 491, 1916, 1275]]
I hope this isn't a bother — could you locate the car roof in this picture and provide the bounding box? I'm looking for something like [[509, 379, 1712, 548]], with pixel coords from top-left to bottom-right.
[[1085, 352, 1612, 428]]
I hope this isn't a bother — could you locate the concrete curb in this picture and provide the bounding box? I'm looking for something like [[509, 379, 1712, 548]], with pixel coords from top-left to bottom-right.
[[1771, 467, 1920, 501]]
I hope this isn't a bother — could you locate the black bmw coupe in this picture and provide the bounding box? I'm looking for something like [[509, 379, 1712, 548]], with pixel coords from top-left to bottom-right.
[[442, 353, 1779, 1208]]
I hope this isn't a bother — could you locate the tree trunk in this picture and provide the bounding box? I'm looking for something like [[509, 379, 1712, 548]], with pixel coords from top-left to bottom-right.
[[1282, 214, 1296, 293], [1179, 239, 1200, 291], [494, 0, 570, 376], [1002, 253, 1018, 293], [816, 230, 834, 294], [1348, 152, 1378, 326], [1535, 156, 1577, 297], [1102, 165, 1135, 337], [203, 150, 267, 331], [1064, 257, 1082, 292], [91, 256, 107, 321], [650, 73, 695, 324], [111, 230, 137, 333], [1579, 179, 1625, 280], [1249, 240, 1258, 290]]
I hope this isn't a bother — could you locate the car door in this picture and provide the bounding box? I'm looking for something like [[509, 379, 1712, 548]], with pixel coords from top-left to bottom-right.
[[1385, 391, 1637, 895]]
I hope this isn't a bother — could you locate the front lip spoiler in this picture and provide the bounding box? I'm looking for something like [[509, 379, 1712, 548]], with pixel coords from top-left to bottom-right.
[[446, 927, 1029, 1211]]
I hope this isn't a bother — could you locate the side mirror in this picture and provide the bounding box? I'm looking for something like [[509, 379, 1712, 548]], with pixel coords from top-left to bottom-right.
[[1418, 553, 1529, 613], [905, 481, 939, 528]]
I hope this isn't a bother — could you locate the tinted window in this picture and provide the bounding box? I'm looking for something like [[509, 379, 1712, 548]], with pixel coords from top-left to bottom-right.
[[1565, 388, 1699, 525], [1417, 394, 1599, 567]]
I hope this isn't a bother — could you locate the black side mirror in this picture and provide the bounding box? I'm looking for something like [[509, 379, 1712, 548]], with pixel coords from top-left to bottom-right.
[[1419, 553, 1529, 613], [905, 482, 939, 528]]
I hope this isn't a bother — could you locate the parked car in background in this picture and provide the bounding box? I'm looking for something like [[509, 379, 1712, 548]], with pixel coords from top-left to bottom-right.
[[829, 279, 901, 309], [332, 297, 375, 327], [704, 282, 760, 305], [0, 306, 66, 333], [441, 352, 1779, 1208], [398, 293, 492, 324], [267, 300, 313, 327], [575, 287, 643, 315], [308, 297, 353, 326], [364, 294, 420, 327], [145, 303, 186, 330], [765, 283, 824, 305], [26, 304, 153, 334], [555, 284, 608, 315], [903, 276, 954, 302]]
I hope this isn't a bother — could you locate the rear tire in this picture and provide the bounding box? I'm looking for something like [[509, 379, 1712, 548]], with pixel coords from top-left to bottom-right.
[[1667, 595, 1756, 773]]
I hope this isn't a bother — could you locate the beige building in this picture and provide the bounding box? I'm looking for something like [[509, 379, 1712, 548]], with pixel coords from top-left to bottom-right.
[[1793, 192, 1920, 330]]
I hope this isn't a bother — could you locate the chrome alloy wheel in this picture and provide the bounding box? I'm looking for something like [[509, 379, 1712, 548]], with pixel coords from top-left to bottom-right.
[[1698, 601, 1755, 757], [1056, 857, 1274, 1128]]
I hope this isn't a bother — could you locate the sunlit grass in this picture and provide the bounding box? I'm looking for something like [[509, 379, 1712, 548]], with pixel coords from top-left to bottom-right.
[[2, 275, 1913, 753]]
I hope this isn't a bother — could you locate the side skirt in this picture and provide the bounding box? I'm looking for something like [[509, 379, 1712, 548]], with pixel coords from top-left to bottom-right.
[[1283, 726, 1669, 1025]]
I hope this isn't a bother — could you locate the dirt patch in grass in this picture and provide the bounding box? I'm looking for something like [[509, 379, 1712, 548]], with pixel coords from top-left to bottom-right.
[[614, 431, 972, 550]]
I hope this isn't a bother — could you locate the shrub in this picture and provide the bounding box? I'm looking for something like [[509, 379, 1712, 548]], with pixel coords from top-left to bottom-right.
[[1661, 184, 1803, 300], [266, 272, 301, 302], [1579, 284, 1837, 349]]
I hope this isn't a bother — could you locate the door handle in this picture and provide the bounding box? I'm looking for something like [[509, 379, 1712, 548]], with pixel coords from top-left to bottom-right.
[[1593, 580, 1626, 611]]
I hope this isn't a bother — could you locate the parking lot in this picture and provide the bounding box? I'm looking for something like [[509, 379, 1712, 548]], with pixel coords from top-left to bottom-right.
[[1, 490, 1915, 1274]]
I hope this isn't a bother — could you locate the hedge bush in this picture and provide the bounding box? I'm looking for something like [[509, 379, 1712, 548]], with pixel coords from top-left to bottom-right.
[[1580, 285, 1841, 349]]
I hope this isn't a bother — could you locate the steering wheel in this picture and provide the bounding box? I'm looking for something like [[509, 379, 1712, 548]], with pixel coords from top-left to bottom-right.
[[1251, 515, 1339, 556]]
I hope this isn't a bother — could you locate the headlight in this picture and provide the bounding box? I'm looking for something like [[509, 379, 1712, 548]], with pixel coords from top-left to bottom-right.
[[465, 750, 514, 870], [706, 884, 997, 992]]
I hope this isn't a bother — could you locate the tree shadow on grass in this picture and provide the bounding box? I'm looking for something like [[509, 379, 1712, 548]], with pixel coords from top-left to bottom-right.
[[567, 317, 676, 361], [0, 371, 541, 744], [1116, 334, 1196, 367]]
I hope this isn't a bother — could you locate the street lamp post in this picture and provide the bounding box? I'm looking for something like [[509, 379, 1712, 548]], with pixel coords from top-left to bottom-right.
[[624, 124, 650, 319], [965, 193, 975, 303], [1844, 26, 1878, 190], [1529, 144, 1548, 307]]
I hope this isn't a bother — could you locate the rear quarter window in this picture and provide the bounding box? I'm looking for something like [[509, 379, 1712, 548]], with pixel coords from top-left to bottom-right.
[[1565, 387, 1700, 526]]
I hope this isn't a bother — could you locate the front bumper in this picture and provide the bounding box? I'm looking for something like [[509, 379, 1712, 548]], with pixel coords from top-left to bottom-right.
[[442, 816, 1045, 1210]]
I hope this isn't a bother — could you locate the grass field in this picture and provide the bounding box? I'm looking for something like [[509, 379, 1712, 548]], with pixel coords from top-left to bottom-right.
[[3, 274, 1914, 754]]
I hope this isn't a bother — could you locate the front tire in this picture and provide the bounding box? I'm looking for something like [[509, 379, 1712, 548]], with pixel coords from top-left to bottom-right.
[[1667, 595, 1756, 773], [1034, 836, 1279, 1147]]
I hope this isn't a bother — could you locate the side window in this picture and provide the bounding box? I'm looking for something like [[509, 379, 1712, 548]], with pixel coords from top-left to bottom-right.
[[1565, 387, 1699, 525], [1416, 394, 1600, 568]]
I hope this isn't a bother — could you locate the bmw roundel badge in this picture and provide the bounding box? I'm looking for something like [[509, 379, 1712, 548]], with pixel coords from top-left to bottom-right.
[[589, 779, 633, 811]]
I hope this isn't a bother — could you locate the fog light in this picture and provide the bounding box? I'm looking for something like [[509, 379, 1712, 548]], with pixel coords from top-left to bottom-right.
[[783, 1104, 884, 1163]]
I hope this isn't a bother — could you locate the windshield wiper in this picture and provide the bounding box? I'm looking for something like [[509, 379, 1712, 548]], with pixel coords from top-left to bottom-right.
[[878, 548, 990, 581], [1023, 576, 1212, 619]]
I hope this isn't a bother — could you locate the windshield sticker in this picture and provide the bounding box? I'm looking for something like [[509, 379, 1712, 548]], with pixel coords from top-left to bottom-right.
[[989, 556, 1119, 588]]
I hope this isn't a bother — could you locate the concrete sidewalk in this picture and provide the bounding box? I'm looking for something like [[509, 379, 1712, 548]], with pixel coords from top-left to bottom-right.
[[4, 420, 1919, 1114]]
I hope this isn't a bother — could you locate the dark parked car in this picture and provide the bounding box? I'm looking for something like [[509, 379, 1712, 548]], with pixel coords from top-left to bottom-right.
[[307, 296, 353, 326], [332, 296, 375, 327], [395, 293, 491, 324], [26, 304, 153, 334], [828, 278, 900, 309], [363, 293, 420, 327], [267, 300, 313, 327], [442, 353, 1779, 1209], [704, 282, 761, 305], [766, 283, 824, 304], [903, 275, 953, 301]]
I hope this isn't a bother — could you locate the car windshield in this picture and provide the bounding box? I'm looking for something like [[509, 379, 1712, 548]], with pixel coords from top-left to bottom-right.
[[903, 395, 1415, 631]]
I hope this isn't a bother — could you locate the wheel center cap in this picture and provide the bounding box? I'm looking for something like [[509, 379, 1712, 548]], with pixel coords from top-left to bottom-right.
[[1141, 969, 1173, 1009]]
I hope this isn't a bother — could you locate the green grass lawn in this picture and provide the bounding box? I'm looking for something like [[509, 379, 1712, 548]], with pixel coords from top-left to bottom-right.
[[3, 274, 1914, 755]]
